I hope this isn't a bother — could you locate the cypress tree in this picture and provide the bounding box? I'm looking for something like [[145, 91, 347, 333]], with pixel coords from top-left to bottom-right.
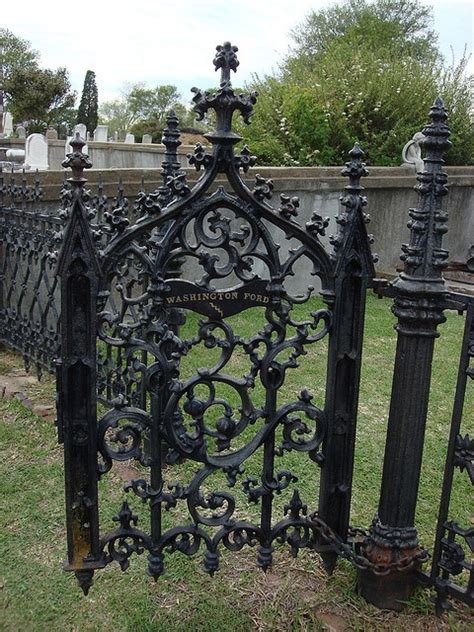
[[77, 70, 98, 133]]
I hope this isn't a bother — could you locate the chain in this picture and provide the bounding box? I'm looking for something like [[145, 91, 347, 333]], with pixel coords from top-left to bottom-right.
[[308, 514, 430, 576]]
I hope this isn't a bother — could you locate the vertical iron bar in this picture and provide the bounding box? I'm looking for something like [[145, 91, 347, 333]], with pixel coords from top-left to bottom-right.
[[147, 391, 164, 579], [431, 300, 473, 577], [258, 386, 277, 569]]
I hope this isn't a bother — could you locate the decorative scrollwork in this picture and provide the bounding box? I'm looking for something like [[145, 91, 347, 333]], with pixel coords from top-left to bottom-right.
[[97, 407, 151, 475], [252, 174, 274, 201], [188, 143, 213, 171], [279, 193, 299, 220]]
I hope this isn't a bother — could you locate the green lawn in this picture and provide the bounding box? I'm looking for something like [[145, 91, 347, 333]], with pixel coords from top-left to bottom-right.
[[0, 293, 472, 631]]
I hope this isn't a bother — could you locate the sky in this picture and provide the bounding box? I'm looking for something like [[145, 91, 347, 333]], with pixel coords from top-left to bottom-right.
[[3, 0, 473, 105]]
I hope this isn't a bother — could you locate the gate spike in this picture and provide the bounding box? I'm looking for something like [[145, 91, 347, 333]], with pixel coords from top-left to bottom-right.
[[75, 570, 94, 595]]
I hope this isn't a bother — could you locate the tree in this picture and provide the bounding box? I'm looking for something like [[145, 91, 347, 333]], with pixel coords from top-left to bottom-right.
[[6, 66, 76, 131], [239, 0, 474, 166], [77, 70, 98, 133], [287, 0, 438, 76], [100, 83, 187, 139], [1, 29, 76, 136], [0, 28, 38, 83], [1, 28, 39, 133]]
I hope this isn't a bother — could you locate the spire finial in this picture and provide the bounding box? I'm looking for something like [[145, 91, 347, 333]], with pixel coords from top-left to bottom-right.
[[191, 42, 257, 143], [161, 110, 181, 179]]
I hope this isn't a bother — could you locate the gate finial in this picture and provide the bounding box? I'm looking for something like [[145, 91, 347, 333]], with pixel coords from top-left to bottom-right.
[[191, 42, 257, 141], [62, 133, 92, 188], [397, 96, 451, 291]]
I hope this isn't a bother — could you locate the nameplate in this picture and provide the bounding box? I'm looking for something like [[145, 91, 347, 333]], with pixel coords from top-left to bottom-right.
[[165, 279, 271, 318]]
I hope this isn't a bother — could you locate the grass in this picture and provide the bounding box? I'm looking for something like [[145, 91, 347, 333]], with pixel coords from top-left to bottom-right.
[[0, 293, 472, 631]]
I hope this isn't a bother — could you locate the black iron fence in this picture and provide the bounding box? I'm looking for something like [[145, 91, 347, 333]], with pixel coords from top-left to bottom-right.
[[0, 42, 472, 616], [0, 168, 148, 403]]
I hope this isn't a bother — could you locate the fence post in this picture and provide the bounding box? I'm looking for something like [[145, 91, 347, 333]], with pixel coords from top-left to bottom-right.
[[357, 98, 451, 609], [56, 134, 103, 594], [319, 144, 375, 569]]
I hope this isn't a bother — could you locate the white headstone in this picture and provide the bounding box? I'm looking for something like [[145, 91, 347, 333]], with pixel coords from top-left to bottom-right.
[[114, 131, 119, 142], [142, 134, 152, 144], [3, 112, 13, 137], [25, 133, 49, 170], [74, 123, 87, 141], [124, 133, 135, 144], [65, 136, 88, 158], [16, 125, 26, 139], [94, 125, 108, 142]]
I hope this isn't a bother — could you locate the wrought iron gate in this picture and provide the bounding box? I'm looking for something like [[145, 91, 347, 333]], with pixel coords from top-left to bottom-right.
[[56, 42, 377, 595], [54, 41, 472, 614]]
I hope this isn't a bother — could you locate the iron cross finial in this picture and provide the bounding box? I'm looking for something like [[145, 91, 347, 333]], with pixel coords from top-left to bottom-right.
[[213, 42, 239, 84]]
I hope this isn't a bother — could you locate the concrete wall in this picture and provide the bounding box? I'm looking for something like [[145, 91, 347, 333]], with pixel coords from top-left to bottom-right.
[[3, 163, 473, 280], [0, 138, 194, 170]]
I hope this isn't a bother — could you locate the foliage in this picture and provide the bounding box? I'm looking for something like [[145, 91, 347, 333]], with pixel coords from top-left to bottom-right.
[[1, 29, 76, 135], [99, 97, 131, 137], [5, 66, 76, 133], [130, 103, 198, 142], [287, 0, 438, 72], [235, 78, 338, 166], [100, 83, 196, 140], [77, 70, 98, 133], [239, 0, 474, 166], [0, 28, 38, 82]]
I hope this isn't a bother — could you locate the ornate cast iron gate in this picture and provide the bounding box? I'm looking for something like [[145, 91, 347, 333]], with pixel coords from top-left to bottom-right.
[[56, 42, 377, 595], [54, 42, 472, 614]]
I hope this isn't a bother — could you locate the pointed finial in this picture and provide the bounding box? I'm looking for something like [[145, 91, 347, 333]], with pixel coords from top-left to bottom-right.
[[213, 42, 239, 84], [342, 142, 368, 182], [348, 142, 365, 160], [161, 111, 181, 179], [62, 132, 92, 187], [421, 96, 451, 158]]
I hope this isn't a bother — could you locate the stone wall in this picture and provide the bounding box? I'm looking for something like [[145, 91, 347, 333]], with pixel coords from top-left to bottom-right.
[[0, 138, 194, 170], [15, 164, 472, 281]]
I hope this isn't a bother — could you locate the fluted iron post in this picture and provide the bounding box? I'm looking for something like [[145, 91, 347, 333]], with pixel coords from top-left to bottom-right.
[[358, 98, 452, 609], [57, 134, 104, 594]]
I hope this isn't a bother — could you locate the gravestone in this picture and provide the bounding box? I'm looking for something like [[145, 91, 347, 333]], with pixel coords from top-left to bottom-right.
[[114, 131, 119, 142], [124, 133, 135, 144], [3, 112, 13, 137], [25, 133, 49, 170], [142, 134, 152, 144], [74, 123, 87, 141], [46, 127, 58, 140], [94, 125, 108, 142], [16, 125, 26, 139]]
